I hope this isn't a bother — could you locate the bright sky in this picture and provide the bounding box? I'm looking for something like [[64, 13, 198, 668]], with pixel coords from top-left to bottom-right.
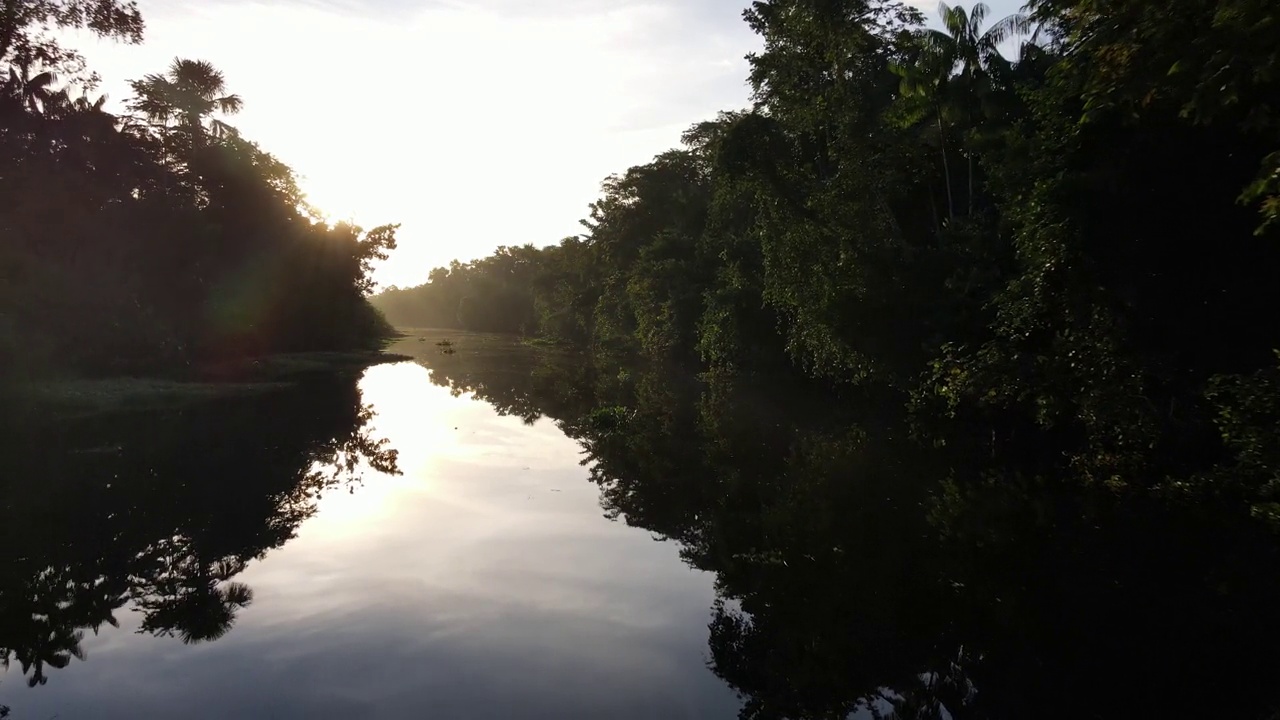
[[71, 0, 1022, 288]]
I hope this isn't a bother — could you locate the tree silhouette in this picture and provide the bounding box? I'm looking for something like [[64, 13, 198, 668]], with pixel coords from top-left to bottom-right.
[[1, 58, 54, 113], [12, 626, 86, 688], [0, 374, 402, 688], [127, 57, 243, 140], [0, 0, 144, 69], [134, 553, 256, 645]]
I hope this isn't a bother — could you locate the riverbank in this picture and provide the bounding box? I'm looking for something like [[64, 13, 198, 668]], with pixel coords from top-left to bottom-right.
[[1, 349, 412, 423]]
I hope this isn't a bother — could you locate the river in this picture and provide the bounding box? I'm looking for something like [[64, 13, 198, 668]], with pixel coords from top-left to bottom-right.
[[3, 330, 1280, 719]]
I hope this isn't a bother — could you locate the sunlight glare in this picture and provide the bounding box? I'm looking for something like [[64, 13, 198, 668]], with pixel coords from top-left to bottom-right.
[[73, 0, 759, 288], [302, 362, 454, 535]]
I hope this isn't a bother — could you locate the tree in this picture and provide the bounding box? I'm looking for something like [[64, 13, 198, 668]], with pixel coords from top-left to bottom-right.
[[2, 45, 399, 374], [0, 0, 144, 70], [921, 2, 1031, 213], [926, 3, 1030, 82], [890, 47, 958, 220], [127, 57, 243, 140], [1, 57, 53, 113], [135, 554, 256, 645]]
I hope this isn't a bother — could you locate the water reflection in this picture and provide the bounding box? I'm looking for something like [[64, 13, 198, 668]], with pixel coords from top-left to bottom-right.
[[419, 334, 1280, 720], [0, 374, 399, 690], [1, 357, 736, 719], [6, 335, 1280, 719]]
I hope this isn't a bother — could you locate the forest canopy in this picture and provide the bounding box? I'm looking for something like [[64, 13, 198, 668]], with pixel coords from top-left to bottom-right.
[[1, 0, 399, 376], [373, 0, 1280, 524]]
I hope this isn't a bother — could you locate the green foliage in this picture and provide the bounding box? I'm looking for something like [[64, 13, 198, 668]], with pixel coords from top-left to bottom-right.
[[583, 405, 633, 435], [1199, 354, 1280, 527], [372, 0, 1280, 515], [1025, 0, 1280, 232], [376, 244, 543, 334]]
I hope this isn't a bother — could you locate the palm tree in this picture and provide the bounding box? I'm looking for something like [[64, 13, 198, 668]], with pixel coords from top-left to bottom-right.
[[892, 51, 959, 221], [926, 3, 1032, 84], [41, 87, 109, 119], [922, 3, 1032, 213], [126, 58, 243, 141], [171, 580, 254, 644], [15, 625, 86, 687], [2, 59, 55, 114], [135, 553, 255, 645]]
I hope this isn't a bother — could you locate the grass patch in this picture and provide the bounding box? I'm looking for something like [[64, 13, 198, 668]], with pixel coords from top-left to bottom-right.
[[1, 349, 413, 423], [198, 350, 413, 381], [12, 377, 281, 417], [521, 336, 567, 349]]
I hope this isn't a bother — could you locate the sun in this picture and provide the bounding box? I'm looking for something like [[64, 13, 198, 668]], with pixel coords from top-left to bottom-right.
[[297, 173, 364, 227]]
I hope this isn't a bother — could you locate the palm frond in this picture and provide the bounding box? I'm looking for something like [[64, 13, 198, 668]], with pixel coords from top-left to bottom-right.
[[984, 12, 1034, 48], [941, 3, 969, 39], [921, 28, 956, 54], [29, 70, 55, 90], [212, 557, 247, 579], [69, 634, 87, 661], [222, 582, 254, 607], [136, 72, 170, 89], [920, 29, 960, 75], [216, 93, 244, 115], [210, 118, 241, 139], [970, 3, 991, 30]]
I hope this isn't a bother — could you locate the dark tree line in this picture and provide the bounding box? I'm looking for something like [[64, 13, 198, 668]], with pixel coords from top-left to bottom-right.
[[1, 0, 399, 378], [377, 0, 1280, 524]]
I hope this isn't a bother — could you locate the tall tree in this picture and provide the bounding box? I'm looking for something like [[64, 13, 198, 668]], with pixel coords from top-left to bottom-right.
[[926, 3, 1030, 81], [127, 58, 243, 140], [922, 2, 1030, 213], [890, 48, 958, 220]]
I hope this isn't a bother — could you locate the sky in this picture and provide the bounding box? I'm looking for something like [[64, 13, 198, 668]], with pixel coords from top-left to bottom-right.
[[69, 0, 1022, 288]]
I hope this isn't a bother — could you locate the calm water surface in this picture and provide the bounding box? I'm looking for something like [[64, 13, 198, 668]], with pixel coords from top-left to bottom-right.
[[5, 331, 1280, 719], [2, 344, 738, 718]]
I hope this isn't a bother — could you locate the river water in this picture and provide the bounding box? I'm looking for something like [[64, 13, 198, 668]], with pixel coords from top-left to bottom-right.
[[3, 331, 1280, 719]]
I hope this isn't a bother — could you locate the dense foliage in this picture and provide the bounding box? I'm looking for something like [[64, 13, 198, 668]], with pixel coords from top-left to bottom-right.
[[376, 0, 1280, 523], [1, 1, 398, 377]]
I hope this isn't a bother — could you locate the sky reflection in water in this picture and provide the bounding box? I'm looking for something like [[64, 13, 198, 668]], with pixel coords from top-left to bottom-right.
[[11, 362, 738, 720]]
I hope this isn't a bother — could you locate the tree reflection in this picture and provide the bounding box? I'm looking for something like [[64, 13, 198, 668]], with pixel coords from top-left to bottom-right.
[[0, 373, 400, 688], [132, 547, 255, 645], [421, 342, 1280, 720], [0, 569, 91, 687]]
